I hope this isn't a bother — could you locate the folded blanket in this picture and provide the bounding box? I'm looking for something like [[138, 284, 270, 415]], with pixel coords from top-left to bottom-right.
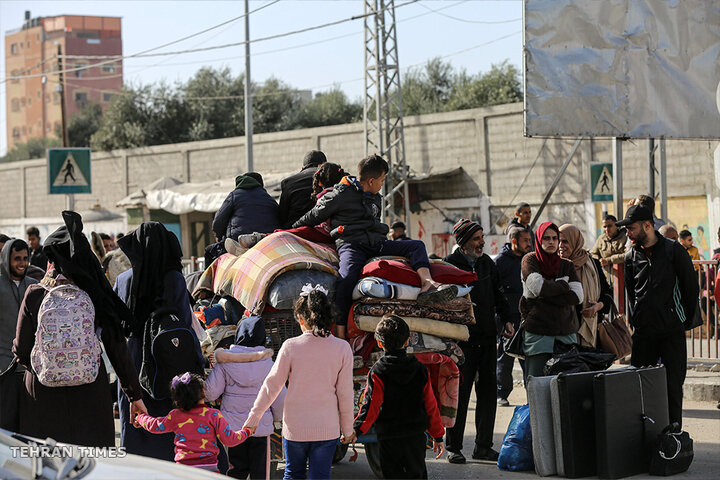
[[407, 332, 465, 366], [353, 298, 475, 325], [415, 352, 460, 428], [192, 253, 244, 300], [353, 315, 469, 341], [232, 232, 339, 314]]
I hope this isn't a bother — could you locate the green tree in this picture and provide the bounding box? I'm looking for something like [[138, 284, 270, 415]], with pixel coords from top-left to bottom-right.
[[91, 85, 154, 151], [65, 102, 103, 147], [1, 136, 61, 162], [252, 78, 300, 133], [182, 66, 245, 140], [296, 87, 362, 128]]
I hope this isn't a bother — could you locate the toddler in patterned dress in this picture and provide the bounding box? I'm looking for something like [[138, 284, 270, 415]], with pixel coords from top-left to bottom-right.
[[135, 372, 251, 472]]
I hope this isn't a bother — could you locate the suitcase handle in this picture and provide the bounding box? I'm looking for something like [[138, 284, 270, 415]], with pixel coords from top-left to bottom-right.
[[658, 434, 682, 461]]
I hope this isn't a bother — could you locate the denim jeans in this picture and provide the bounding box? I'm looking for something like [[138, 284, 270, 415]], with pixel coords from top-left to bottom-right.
[[283, 437, 338, 479]]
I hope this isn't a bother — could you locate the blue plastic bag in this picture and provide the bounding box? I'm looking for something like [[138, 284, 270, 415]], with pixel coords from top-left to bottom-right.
[[497, 404, 534, 471]]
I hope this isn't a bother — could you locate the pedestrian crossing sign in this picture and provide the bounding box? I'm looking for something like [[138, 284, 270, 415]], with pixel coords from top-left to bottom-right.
[[590, 162, 613, 202], [48, 148, 91, 194]]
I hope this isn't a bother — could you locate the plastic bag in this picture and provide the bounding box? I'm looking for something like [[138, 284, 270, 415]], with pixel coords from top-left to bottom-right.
[[544, 342, 616, 375], [498, 404, 534, 471]]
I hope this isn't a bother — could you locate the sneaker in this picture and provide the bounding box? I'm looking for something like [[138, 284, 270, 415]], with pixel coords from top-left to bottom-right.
[[497, 397, 510, 407], [224, 237, 248, 257], [472, 447, 500, 461], [236, 232, 267, 248], [417, 284, 459, 305], [447, 451, 466, 464]]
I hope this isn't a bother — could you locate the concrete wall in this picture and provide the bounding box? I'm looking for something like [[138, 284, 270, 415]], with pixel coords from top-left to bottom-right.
[[0, 102, 718, 253]]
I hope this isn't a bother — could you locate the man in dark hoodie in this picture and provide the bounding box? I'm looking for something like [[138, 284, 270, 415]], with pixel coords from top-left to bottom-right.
[[212, 172, 279, 241], [353, 315, 445, 478], [278, 150, 327, 229], [494, 227, 531, 406], [444, 219, 514, 464], [0, 239, 38, 430], [504, 202, 533, 235]]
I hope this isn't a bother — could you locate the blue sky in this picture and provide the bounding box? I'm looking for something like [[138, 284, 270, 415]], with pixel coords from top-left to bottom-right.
[[0, 0, 523, 155]]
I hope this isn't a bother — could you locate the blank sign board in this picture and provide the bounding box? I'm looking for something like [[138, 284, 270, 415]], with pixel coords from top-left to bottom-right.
[[523, 0, 720, 139]]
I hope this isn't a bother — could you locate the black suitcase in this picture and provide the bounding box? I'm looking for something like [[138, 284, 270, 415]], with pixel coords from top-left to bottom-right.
[[551, 371, 597, 478], [594, 366, 669, 479]]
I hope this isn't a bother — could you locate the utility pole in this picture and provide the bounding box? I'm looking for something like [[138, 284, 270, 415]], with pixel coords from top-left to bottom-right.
[[363, 0, 410, 236], [244, 0, 254, 172], [57, 43, 73, 211]]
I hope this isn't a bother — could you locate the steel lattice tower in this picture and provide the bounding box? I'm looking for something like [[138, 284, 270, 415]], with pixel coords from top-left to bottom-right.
[[363, 0, 410, 235]]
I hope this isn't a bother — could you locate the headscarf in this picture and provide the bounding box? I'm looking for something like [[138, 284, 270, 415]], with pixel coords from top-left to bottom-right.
[[118, 222, 183, 331], [42, 211, 131, 337], [559, 224, 601, 347], [534, 222, 562, 278]]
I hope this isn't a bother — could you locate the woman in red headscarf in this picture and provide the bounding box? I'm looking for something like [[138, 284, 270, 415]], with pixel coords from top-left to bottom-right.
[[519, 222, 584, 379]]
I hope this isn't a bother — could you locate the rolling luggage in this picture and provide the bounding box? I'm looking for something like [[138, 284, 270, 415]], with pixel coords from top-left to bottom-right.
[[527, 375, 557, 476], [550, 371, 597, 478], [594, 366, 669, 479]]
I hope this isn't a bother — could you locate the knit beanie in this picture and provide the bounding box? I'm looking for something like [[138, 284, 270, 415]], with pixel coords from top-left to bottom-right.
[[453, 219, 483, 247]]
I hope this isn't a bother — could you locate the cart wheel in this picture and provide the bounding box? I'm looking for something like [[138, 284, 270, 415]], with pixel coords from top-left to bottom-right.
[[332, 443, 349, 464], [364, 442, 384, 478]]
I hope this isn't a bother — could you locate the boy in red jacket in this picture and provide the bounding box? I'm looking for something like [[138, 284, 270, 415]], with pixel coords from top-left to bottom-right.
[[352, 315, 445, 478]]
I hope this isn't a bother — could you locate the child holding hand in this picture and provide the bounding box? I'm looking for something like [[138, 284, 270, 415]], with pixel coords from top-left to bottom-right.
[[243, 286, 355, 480], [135, 372, 251, 472]]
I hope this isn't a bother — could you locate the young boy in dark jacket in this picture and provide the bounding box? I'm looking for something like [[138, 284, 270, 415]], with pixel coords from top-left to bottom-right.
[[293, 154, 456, 337], [352, 315, 445, 478]]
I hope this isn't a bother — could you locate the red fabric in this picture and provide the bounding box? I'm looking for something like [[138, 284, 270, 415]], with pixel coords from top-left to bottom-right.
[[415, 352, 460, 428], [360, 260, 477, 286], [275, 226, 333, 244], [534, 222, 562, 278], [354, 372, 385, 435], [345, 307, 365, 338], [714, 267, 720, 308]]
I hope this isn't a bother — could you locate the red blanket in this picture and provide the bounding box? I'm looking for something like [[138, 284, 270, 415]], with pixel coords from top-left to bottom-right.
[[414, 352, 460, 428]]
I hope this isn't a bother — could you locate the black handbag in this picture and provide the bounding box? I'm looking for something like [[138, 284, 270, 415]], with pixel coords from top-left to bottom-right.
[[684, 300, 703, 331], [503, 322, 525, 360], [649, 423, 694, 476]]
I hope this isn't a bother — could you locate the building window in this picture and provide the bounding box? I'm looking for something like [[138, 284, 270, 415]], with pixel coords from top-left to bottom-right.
[[102, 92, 115, 102], [102, 64, 116, 74], [20, 98, 26, 107], [11, 99, 19, 112], [28, 97, 32, 107], [10, 69, 20, 84], [11, 43, 18, 54], [75, 63, 87, 78], [13, 128, 20, 138], [75, 91, 88, 103], [37, 90, 42, 98]]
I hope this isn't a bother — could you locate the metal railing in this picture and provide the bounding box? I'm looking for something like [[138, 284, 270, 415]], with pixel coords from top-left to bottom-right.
[[611, 260, 719, 360], [181, 256, 205, 275]]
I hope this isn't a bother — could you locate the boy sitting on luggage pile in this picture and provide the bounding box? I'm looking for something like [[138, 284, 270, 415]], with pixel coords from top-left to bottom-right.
[[352, 315, 445, 478], [293, 154, 457, 338]]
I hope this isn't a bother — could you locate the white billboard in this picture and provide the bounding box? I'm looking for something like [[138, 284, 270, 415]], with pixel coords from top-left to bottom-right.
[[524, 0, 720, 139]]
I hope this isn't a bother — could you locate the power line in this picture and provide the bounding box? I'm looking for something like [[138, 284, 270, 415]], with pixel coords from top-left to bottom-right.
[[0, 0, 280, 84], [417, 2, 520, 24], [3, 0, 419, 83]]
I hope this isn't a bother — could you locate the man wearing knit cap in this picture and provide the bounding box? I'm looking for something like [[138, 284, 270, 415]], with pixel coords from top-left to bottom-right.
[[443, 219, 514, 464]]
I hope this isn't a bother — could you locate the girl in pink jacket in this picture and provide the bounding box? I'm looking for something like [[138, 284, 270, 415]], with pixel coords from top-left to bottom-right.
[[244, 287, 355, 479]]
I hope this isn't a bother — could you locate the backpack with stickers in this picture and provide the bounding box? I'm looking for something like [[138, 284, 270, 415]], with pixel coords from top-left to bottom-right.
[[140, 306, 204, 400], [31, 284, 102, 387]]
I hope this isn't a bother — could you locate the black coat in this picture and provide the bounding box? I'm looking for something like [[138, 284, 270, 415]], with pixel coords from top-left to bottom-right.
[[624, 235, 699, 337], [445, 249, 512, 345], [293, 177, 389, 247], [278, 165, 319, 229], [493, 243, 523, 326], [212, 183, 279, 241]]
